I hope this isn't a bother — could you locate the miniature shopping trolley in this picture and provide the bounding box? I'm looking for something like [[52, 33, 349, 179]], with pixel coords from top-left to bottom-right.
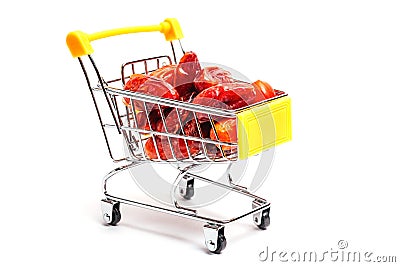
[[66, 18, 291, 253]]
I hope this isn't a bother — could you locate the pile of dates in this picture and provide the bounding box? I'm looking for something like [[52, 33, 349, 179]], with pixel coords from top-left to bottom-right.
[[122, 52, 276, 160]]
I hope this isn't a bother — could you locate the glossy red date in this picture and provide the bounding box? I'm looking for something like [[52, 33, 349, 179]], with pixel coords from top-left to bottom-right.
[[123, 74, 179, 130], [174, 51, 201, 101], [150, 65, 176, 86], [210, 118, 237, 154], [252, 80, 276, 100], [194, 66, 234, 93]]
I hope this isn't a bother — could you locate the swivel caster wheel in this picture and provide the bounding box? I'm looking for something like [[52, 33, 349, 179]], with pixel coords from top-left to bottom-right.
[[203, 224, 227, 254], [255, 208, 270, 230], [101, 199, 121, 226], [253, 200, 270, 230], [179, 175, 195, 200]]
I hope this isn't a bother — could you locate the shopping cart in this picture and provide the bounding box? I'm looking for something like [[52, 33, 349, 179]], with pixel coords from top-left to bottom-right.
[[66, 18, 291, 253]]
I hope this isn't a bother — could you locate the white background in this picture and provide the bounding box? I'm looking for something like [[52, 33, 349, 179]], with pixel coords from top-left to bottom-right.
[[1, 0, 399, 266]]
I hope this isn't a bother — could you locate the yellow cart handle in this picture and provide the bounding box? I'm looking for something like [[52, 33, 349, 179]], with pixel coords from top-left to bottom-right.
[[66, 18, 183, 58]]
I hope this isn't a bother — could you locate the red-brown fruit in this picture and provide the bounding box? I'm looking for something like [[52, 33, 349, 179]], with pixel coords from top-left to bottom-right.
[[194, 66, 234, 93], [252, 80, 276, 100], [174, 51, 201, 101]]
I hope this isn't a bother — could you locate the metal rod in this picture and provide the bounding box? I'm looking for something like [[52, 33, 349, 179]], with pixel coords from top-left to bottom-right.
[[192, 111, 211, 160], [208, 114, 226, 158], [175, 107, 193, 160], [156, 104, 178, 161], [103, 161, 142, 193], [105, 193, 269, 225], [130, 100, 147, 159], [122, 55, 172, 67], [120, 126, 237, 147], [88, 55, 122, 134], [179, 39, 185, 54], [106, 87, 237, 117], [170, 41, 177, 64], [143, 103, 162, 160], [78, 57, 117, 161], [144, 60, 148, 74], [184, 172, 267, 202]]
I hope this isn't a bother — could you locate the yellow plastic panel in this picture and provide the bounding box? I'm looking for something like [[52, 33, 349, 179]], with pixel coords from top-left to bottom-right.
[[237, 96, 292, 159]]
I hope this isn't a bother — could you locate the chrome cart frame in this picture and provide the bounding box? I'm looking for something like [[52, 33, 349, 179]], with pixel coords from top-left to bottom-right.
[[67, 19, 280, 254]]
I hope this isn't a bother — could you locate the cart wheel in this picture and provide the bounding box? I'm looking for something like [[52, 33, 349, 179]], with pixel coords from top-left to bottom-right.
[[109, 206, 121, 226], [182, 185, 194, 200], [101, 199, 121, 226], [204, 224, 227, 254], [212, 234, 227, 254], [179, 176, 194, 200], [256, 208, 270, 230]]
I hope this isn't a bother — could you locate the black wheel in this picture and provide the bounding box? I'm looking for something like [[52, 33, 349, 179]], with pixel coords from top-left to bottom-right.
[[257, 208, 270, 230], [109, 205, 121, 226], [180, 178, 195, 200], [212, 234, 227, 254], [182, 185, 194, 200]]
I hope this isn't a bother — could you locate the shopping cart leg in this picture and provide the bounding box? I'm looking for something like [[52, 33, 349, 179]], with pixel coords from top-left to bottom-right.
[[170, 164, 198, 213], [101, 199, 121, 226], [203, 224, 227, 254], [252, 199, 270, 230], [179, 175, 195, 200], [101, 162, 142, 226]]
